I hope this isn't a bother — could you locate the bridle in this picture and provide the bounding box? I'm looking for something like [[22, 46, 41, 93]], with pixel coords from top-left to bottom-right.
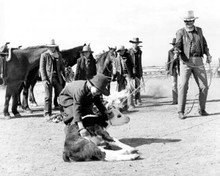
[[103, 50, 116, 77]]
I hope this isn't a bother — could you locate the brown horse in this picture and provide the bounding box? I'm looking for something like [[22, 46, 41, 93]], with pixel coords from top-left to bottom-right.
[[96, 47, 117, 79], [18, 45, 85, 111]]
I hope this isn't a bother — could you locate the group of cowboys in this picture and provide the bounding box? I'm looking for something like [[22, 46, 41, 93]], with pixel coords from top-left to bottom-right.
[[38, 37, 143, 126], [38, 37, 143, 136], [0, 10, 214, 136]]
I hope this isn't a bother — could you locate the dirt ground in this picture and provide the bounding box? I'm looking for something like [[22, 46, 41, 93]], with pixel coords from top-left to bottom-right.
[[0, 76, 220, 176]]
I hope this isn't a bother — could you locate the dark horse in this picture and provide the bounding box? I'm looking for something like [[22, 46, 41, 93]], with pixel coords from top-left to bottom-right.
[[18, 45, 85, 112], [21, 45, 114, 110], [2, 46, 48, 117], [96, 47, 117, 89]]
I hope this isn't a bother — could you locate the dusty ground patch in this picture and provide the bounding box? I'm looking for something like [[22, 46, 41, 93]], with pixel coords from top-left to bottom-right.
[[0, 77, 220, 176]]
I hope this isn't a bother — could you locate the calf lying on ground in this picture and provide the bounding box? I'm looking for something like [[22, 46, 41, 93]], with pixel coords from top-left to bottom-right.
[[63, 107, 139, 162]]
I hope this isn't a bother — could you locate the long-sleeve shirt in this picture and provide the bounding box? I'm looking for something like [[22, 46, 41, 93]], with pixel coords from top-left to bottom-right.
[[59, 80, 106, 123], [175, 26, 210, 61]]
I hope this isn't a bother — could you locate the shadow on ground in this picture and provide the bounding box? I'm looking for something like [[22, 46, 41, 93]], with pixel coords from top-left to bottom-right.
[[120, 137, 181, 147]]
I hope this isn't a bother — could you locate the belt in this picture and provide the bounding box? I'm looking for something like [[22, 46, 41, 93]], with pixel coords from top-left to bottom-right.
[[190, 53, 202, 57]]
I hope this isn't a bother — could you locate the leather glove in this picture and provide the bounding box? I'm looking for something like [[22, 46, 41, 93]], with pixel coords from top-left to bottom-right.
[[79, 128, 90, 137], [206, 56, 212, 64]]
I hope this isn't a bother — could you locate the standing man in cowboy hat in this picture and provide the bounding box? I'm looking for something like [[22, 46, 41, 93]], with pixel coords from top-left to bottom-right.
[[59, 73, 110, 137], [74, 44, 97, 80], [174, 10, 212, 119], [128, 37, 143, 106], [113, 45, 135, 111], [166, 38, 180, 105], [39, 39, 65, 120]]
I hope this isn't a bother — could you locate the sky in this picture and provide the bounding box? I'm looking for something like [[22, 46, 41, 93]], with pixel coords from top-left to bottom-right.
[[1, 0, 220, 67]]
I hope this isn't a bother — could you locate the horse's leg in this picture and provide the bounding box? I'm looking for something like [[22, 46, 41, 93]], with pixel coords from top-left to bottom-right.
[[17, 82, 24, 108], [29, 78, 38, 106], [21, 81, 32, 113], [3, 85, 12, 118], [11, 91, 21, 117]]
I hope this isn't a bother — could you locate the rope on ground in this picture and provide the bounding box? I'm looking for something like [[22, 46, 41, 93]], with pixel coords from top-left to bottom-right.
[[160, 116, 219, 137]]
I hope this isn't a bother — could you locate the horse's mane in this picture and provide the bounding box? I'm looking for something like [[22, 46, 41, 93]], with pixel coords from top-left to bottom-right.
[[61, 45, 83, 52], [22, 45, 48, 50], [96, 51, 109, 63]]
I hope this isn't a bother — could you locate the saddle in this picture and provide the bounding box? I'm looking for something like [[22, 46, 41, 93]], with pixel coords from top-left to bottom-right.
[[0, 42, 22, 62]]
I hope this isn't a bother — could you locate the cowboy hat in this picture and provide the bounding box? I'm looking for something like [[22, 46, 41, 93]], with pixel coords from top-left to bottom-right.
[[46, 39, 58, 47], [116, 45, 126, 52], [89, 73, 110, 96], [129, 37, 142, 44], [81, 45, 93, 53], [183, 10, 198, 21], [170, 38, 176, 45]]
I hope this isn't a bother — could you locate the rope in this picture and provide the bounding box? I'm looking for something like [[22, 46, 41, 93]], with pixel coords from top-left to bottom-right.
[[184, 62, 212, 115], [116, 57, 213, 114], [160, 116, 219, 137]]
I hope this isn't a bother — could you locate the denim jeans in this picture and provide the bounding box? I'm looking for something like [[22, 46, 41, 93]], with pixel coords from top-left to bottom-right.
[[178, 57, 208, 113]]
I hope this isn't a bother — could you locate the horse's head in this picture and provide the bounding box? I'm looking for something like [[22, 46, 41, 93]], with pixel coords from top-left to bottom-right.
[[61, 44, 85, 67], [108, 46, 117, 58], [96, 47, 117, 78]]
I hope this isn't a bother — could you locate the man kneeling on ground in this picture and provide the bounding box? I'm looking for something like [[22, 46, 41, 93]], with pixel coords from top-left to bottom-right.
[[58, 73, 110, 137]]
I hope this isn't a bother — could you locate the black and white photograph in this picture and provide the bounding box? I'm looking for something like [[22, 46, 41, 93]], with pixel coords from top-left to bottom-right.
[[1, 0, 220, 175]]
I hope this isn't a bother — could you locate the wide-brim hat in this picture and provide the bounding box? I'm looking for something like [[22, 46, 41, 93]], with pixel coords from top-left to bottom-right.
[[81, 45, 93, 53], [182, 10, 198, 21], [46, 39, 58, 47], [116, 45, 126, 52], [170, 38, 176, 45], [89, 73, 110, 96], [129, 37, 142, 44]]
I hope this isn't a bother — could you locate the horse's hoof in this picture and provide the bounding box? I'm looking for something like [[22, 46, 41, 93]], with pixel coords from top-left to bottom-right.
[[14, 113, 21, 118], [4, 115, 11, 120], [17, 106, 24, 111]]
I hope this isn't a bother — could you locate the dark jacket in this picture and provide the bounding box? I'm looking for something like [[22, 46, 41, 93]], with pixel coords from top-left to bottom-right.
[[166, 48, 180, 76], [59, 80, 106, 123], [39, 51, 65, 85], [113, 50, 135, 78], [128, 47, 143, 78], [74, 55, 96, 80], [175, 26, 210, 61]]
